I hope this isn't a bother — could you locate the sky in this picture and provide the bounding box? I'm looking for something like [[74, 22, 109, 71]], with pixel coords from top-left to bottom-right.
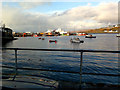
[[0, 0, 119, 32]]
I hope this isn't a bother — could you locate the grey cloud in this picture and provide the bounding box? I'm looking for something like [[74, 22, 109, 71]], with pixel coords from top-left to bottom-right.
[[2, 2, 118, 32]]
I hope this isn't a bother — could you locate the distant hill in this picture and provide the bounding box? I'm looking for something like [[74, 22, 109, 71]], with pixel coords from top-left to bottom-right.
[[70, 27, 120, 34]]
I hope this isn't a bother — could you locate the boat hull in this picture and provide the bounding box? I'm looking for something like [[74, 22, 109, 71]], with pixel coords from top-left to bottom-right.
[[85, 36, 96, 38], [70, 38, 84, 43], [71, 40, 84, 43], [49, 40, 57, 43]]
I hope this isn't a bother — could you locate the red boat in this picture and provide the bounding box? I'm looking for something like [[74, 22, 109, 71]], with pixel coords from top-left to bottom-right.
[[42, 38, 45, 40], [49, 40, 57, 43], [38, 38, 45, 40]]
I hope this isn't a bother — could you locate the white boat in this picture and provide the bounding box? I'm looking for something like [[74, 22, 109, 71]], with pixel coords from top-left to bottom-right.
[[70, 38, 84, 43], [116, 34, 120, 37], [85, 34, 96, 38]]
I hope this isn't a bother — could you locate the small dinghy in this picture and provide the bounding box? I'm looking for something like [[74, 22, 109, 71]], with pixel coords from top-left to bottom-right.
[[49, 40, 57, 43], [70, 38, 84, 43], [38, 37, 41, 39], [42, 38, 45, 40]]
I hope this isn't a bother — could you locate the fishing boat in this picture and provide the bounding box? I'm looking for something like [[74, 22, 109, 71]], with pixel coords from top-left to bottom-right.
[[70, 38, 84, 43], [1, 24, 18, 44], [38, 37, 41, 39], [85, 34, 96, 38], [49, 40, 57, 43], [116, 34, 120, 37]]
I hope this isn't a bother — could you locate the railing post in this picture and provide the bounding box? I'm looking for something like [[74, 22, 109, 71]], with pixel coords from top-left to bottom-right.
[[80, 51, 83, 89], [12, 49, 18, 81]]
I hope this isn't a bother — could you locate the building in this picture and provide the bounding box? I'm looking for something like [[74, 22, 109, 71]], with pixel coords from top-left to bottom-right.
[[55, 28, 69, 36]]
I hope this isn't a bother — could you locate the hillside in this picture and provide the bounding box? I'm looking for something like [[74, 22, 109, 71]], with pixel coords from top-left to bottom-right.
[[77, 27, 120, 34]]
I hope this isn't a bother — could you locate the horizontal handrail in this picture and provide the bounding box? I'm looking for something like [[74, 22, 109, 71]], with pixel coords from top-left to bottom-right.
[[2, 65, 80, 74], [2, 47, 120, 53], [2, 65, 120, 76]]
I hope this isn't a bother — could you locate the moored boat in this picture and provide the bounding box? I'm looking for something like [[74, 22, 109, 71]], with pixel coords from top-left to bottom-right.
[[49, 40, 57, 43], [116, 34, 120, 37], [42, 38, 45, 40], [1, 24, 18, 44], [70, 38, 84, 43], [85, 35, 96, 38], [77, 33, 88, 36], [38, 37, 41, 39]]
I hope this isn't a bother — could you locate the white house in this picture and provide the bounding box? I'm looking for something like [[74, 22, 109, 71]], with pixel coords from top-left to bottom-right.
[[109, 30, 113, 32], [104, 30, 108, 32]]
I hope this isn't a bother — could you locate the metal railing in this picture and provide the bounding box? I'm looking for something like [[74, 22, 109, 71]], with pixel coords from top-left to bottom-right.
[[2, 48, 120, 87]]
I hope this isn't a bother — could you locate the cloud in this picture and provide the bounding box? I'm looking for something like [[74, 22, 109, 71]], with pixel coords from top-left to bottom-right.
[[87, 3, 91, 6], [2, 2, 118, 32], [93, 2, 118, 24], [50, 2, 118, 30], [2, 6, 50, 32]]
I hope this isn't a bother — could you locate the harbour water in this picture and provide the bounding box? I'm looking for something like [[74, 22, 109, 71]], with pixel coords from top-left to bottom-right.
[[2, 34, 119, 85]]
